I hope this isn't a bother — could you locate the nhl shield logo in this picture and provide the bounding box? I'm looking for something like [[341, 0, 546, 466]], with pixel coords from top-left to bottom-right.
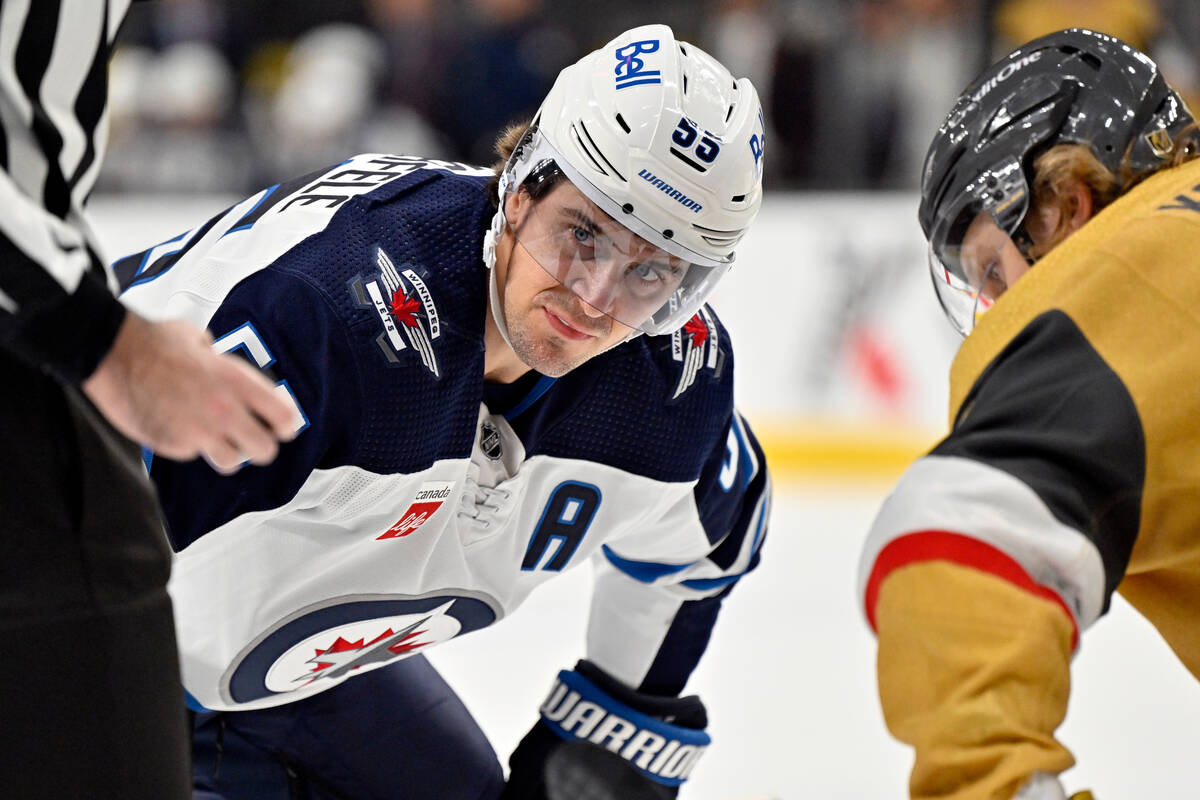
[[351, 247, 441, 376], [480, 421, 503, 461], [670, 309, 719, 399]]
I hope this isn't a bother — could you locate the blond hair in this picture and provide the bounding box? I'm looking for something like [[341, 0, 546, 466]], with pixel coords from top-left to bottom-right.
[[1028, 124, 1200, 256]]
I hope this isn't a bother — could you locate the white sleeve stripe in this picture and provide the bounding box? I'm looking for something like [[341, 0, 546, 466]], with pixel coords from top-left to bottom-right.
[[41, 0, 104, 188], [108, 0, 132, 42], [0, 169, 90, 293], [732, 411, 760, 481], [856, 454, 1107, 629], [0, 0, 44, 217]]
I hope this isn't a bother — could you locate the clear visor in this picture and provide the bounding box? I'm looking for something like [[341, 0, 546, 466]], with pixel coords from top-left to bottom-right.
[[500, 131, 730, 335], [927, 157, 1030, 336]]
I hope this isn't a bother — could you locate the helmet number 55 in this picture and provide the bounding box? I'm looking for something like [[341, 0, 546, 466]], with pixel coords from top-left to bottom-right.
[[671, 118, 721, 170]]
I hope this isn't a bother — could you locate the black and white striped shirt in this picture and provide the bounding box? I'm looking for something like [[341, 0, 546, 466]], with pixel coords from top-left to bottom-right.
[[0, 0, 133, 383]]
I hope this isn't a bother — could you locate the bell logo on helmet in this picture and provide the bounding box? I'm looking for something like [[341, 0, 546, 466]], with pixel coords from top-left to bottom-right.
[[971, 51, 1043, 103], [614, 39, 662, 90]]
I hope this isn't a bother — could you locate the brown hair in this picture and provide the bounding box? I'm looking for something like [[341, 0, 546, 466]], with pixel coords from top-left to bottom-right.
[[1028, 124, 1200, 256], [485, 118, 565, 207]]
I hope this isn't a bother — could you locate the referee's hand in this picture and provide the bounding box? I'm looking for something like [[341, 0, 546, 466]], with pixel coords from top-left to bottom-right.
[[83, 311, 299, 473]]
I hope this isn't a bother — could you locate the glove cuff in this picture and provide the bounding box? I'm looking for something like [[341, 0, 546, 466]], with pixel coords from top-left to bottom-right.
[[538, 666, 711, 787]]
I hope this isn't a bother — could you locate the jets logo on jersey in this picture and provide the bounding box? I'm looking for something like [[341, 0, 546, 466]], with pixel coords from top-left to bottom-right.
[[227, 593, 500, 705], [292, 611, 435, 688], [670, 309, 719, 399], [377, 481, 454, 539], [351, 247, 441, 376]]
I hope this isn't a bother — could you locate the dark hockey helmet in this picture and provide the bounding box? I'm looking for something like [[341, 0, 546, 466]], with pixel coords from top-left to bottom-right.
[[919, 28, 1195, 335]]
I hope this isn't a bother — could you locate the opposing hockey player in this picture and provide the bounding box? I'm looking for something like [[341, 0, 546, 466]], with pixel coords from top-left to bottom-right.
[[858, 28, 1200, 800], [119, 24, 770, 800]]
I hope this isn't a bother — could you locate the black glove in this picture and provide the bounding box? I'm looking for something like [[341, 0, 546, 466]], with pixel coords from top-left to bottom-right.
[[501, 660, 709, 800]]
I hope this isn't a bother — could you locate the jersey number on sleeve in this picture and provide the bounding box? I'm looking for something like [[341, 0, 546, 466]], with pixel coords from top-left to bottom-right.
[[521, 481, 602, 571], [212, 322, 309, 436]]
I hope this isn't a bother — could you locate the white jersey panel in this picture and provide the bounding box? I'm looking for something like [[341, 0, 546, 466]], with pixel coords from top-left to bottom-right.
[[172, 402, 714, 711]]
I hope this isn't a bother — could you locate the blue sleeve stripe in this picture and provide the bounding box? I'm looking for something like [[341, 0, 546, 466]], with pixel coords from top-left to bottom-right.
[[602, 545, 693, 583], [184, 689, 211, 712], [679, 574, 740, 591], [222, 183, 279, 237]]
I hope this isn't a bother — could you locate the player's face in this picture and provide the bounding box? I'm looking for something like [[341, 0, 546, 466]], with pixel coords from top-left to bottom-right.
[[959, 210, 1032, 303], [493, 182, 645, 377]]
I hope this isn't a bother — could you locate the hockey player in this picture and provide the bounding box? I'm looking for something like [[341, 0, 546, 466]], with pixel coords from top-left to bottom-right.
[[858, 28, 1200, 800], [119, 24, 770, 800]]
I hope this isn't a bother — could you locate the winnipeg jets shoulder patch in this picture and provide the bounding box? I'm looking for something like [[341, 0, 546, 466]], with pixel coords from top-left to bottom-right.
[[351, 247, 442, 377], [670, 308, 720, 399]]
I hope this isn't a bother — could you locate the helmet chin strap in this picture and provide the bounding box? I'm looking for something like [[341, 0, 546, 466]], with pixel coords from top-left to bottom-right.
[[482, 173, 517, 351], [487, 256, 515, 350]]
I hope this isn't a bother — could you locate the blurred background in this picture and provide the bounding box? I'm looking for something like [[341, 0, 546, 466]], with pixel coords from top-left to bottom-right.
[[104, 0, 1200, 195], [92, 1, 1200, 796]]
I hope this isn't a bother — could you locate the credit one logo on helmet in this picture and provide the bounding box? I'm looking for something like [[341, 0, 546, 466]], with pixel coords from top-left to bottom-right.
[[971, 51, 1043, 102], [638, 169, 703, 212], [615, 39, 662, 90]]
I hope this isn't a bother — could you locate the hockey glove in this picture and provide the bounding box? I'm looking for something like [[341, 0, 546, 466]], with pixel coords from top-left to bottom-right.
[[501, 660, 710, 800]]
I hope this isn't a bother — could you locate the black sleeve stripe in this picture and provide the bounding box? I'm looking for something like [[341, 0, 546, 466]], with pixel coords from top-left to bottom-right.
[[67, 15, 110, 200], [935, 310, 1145, 599], [13, 0, 70, 218]]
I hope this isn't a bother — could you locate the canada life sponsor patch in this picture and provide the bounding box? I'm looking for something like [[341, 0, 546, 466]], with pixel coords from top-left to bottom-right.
[[351, 247, 442, 376], [670, 309, 719, 399], [377, 481, 454, 539]]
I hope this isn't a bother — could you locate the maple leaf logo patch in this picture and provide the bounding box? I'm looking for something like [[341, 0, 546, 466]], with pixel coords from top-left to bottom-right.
[[670, 309, 719, 399], [351, 247, 441, 376]]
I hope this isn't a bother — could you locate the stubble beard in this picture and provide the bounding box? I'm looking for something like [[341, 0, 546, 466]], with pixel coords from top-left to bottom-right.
[[504, 309, 587, 378]]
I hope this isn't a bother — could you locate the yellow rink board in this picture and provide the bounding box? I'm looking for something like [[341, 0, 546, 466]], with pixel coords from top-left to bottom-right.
[[751, 418, 945, 484]]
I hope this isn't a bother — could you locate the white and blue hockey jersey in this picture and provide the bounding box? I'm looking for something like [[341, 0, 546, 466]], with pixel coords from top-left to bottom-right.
[[117, 155, 771, 712]]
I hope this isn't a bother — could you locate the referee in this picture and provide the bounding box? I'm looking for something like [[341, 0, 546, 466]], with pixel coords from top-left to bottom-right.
[[0, 2, 297, 797]]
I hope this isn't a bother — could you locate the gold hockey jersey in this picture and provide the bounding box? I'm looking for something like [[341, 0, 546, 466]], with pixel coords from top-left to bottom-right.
[[858, 155, 1200, 799]]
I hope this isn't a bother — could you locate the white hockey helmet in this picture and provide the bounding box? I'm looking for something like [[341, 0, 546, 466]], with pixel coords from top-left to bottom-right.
[[484, 23, 766, 336]]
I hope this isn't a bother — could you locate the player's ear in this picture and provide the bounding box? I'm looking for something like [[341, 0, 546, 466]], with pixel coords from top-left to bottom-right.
[[505, 188, 531, 228], [1064, 179, 1094, 232], [1027, 177, 1093, 256]]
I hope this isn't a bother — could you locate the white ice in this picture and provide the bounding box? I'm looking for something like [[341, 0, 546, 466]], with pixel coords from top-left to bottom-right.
[[429, 478, 1200, 799]]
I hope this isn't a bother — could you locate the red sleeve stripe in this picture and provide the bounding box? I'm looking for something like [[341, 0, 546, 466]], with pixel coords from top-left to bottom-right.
[[864, 530, 1079, 650]]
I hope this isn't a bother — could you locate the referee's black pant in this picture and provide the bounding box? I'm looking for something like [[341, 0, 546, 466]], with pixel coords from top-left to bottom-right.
[[0, 350, 190, 799]]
